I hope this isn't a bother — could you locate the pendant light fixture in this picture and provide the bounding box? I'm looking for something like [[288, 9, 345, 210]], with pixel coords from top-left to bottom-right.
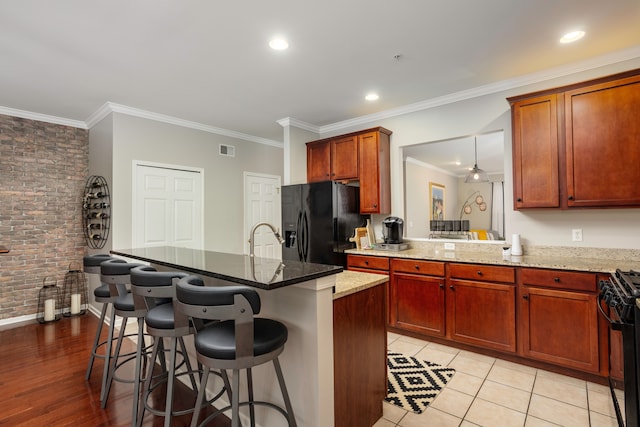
[[465, 136, 490, 183]]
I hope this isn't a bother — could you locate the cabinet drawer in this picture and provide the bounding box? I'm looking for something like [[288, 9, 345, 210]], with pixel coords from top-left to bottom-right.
[[449, 263, 515, 283], [347, 255, 389, 272], [391, 258, 445, 276], [521, 268, 596, 292]]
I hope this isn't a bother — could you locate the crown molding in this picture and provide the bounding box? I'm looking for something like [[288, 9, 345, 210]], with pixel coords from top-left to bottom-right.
[[0, 106, 87, 129], [89, 102, 283, 148], [317, 45, 640, 134], [277, 117, 320, 133]]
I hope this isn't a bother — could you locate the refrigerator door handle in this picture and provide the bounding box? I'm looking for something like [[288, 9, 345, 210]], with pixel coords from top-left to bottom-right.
[[296, 211, 303, 261], [302, 210, 309, 262]]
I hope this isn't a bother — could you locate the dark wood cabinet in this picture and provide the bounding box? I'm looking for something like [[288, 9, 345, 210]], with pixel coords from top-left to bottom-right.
[[389, 259, 446, 337], [519, 268, 600, 373], [347, 254, 389, 274], [509, 69, 640, 209], [358, 130, 391, 214], [511, 94, 560, 208], [306, 127, 391, 214], [610, 327, 624, 382], [306, 140, 331, 182], [565, 75, 640, 207], [334, 282, 387, 427], [306, 136, 359, 183], [447, 264, 517, 353]]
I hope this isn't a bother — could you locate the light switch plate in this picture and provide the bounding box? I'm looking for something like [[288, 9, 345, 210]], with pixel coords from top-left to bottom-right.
[[444, 242, 455, 251]]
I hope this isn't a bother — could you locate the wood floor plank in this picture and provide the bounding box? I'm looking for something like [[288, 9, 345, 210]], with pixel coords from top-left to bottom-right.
[[0, 314, 231, 427]]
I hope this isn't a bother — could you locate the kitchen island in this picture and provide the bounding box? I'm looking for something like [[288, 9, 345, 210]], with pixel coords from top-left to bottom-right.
[[111, 247, 388, 427]]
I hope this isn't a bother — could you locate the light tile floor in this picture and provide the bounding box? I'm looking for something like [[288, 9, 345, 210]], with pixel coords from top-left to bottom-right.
[[374, 332, 623, 427]]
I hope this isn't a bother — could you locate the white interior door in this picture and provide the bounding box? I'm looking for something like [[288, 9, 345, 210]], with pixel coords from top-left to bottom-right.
[[134, 162, 204, 249], [244, 172, 282, 258]]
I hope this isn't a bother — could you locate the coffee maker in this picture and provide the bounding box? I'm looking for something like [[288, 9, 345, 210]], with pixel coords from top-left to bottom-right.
[[382, 217, 404, 244]]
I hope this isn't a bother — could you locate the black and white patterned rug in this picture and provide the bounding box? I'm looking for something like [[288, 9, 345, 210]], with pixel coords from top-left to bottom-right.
[[385, 351, 456, 413]]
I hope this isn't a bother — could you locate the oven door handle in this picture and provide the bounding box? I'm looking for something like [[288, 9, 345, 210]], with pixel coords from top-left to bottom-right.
[[597, 293, 623, 331]]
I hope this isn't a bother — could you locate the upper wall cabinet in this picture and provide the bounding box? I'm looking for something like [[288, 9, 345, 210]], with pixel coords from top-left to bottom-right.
[[306, 127, 392, 214], [307, 135, 359, 182], [509, 69, 640, 210]]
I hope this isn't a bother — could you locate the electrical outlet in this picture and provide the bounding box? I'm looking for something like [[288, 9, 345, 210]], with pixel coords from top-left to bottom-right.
[[444, 242, 455, 251], [572, 229, 583, 242]]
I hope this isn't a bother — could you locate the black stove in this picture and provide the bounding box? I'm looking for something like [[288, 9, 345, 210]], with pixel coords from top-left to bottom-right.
[[598, 269, 640, 427], [600, 269, 640, 323]]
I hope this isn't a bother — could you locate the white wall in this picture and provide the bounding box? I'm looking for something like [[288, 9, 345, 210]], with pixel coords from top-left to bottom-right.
[[287, 58, 640, 250], [404, 159, 458, 238], [101, 113, 283, 254], [283, 123, 318, 185]]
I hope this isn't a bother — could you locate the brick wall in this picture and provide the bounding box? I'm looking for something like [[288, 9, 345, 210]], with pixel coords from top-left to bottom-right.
[[0, 114, 89, 320]]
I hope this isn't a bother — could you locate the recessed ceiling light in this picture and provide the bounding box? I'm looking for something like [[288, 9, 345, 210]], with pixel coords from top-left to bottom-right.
[[365, 93, 379, 101], [269, 38, 289, 50], [560, 30, 585, 44]]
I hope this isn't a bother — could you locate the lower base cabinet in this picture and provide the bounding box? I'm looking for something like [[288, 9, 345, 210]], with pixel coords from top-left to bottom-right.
[[448, 279, 517, 353], [518, 268, 601, 374], [334, 282, 387, 427], [355, 253, 607, 379], [391, 273, 445, 336], [519, 285, 600, 373]]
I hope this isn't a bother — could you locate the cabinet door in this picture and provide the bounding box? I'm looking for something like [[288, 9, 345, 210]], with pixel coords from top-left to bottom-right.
[[358, 131, 390, 214], [511, 94, 560, 208], [565, 75, 640, 207], [390, 273, 445, 337], [447, 279, 516, 352], [307, 141, 331, 183], [520, 286, 599, 373], [331, 136, 358, 181]]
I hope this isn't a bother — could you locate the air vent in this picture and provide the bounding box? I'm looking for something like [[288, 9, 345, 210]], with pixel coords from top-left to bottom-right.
[[219, 144, 235, 157]]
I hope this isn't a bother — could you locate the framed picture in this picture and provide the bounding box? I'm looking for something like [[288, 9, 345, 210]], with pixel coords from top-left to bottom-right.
[[429, 182, 445, 220]]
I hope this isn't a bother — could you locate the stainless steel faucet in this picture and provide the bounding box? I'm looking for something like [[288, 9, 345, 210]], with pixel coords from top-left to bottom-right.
[[248, 222, 285, 257]]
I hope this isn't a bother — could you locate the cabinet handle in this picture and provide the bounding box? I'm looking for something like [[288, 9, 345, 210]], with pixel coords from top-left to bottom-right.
[[373, 204, 377, 208], [476, 270, 483, 276], [449, 285, 455, 290], [523, 295, 529, 300], [364, 261, 369, 265], [568, 195, 574, 200], [439, 284, 444, 289], [516, 197, 522, 202], [554, 277, 560, 282], [414, 265, 420, 270]]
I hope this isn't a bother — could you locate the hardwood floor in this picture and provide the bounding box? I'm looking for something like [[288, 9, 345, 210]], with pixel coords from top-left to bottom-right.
[[0, 313, 231, 427]]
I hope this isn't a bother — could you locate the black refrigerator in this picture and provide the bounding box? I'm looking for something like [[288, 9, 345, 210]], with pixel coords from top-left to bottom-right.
[[281, 181, 368, 266]]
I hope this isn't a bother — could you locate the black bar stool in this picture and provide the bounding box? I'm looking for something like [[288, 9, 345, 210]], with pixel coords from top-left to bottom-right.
[[131, 266, 225, 427], [175, 275, 297, 427], [83, 254, 115, 394], [99, 258, 146, 423]]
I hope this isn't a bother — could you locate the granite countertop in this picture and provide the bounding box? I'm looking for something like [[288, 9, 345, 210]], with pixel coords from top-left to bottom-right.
[[346, 244, 640, 274], [333, 270, 388, 300], [111, 246, 342, 290]]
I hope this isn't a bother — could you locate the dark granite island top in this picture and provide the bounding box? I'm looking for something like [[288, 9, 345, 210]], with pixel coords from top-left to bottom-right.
[[111, 246, 342, 290]]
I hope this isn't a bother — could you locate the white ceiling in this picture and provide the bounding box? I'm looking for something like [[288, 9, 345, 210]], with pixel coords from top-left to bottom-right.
[[1, 0, 639, 143]]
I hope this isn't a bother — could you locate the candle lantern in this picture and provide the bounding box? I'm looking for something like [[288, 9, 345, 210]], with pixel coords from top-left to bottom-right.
[[62, 262, 88, 317], [37, 277, 62, 323]]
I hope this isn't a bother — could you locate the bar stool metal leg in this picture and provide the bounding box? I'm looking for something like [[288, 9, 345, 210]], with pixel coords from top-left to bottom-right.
[[85, 301, 108, 380]]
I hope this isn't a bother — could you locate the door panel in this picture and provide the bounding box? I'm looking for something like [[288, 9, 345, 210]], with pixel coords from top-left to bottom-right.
[[244, 173, 282, 258], [135, 164, 203, 249]]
